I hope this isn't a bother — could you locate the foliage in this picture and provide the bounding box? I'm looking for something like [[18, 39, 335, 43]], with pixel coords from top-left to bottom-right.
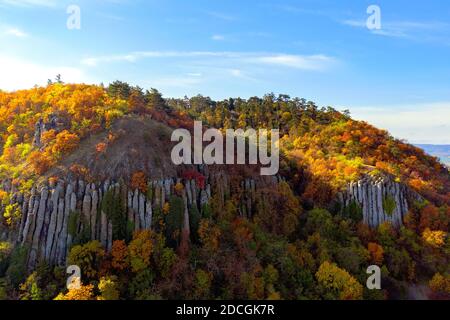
[[383, 195, 396, 216], [0, 242, 12, 277], [315, 261, 363, 300], [165, 195, 184, 245], [111, 240, 129, 272], [422, 228, 447, 248], [5, 245, 28, 288], [98, 276, 120, 300], [131, 171, 148, 193], [67, 241, 105, 280], [19, 263, 64, 300], [367, 242, 384, 265], [0, 82, 449, 300], [429, 273, 450, 297], [101, 189, 127, 240], [54, 284, 95, 300], [128, 230, 153, 273], [3, 203, 21, 226]]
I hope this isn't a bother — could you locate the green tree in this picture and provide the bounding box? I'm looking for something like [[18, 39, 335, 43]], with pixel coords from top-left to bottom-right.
[[67, 241, 105, 280]]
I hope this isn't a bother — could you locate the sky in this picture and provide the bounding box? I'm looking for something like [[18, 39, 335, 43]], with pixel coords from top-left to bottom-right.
[[0, 0, 449, 144]]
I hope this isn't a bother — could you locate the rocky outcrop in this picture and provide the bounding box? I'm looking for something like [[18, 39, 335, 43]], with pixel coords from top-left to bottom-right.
[[32, 114, 66, 148], [339, 175, 421, 228], [0, 170, 280, 268]]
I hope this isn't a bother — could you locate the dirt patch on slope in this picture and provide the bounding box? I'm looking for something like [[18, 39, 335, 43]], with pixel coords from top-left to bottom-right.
[[46, 115, 179, 181]]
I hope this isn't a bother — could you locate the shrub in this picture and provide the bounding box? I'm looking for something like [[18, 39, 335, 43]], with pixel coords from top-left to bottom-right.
[[101, 189, 127, 240], [6, 245, 28, 288], [383, 195, 396, 216], [67, 241, 105, 280]]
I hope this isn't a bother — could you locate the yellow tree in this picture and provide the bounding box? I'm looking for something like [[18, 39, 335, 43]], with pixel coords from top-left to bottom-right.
[[315, 261, 363, 300]]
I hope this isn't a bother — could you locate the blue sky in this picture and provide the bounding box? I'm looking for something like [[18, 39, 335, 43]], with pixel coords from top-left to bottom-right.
[[0, 0, 449, 143]]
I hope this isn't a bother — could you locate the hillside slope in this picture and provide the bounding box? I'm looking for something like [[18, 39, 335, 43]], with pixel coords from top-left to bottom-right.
[[0, 83, 448, 300]]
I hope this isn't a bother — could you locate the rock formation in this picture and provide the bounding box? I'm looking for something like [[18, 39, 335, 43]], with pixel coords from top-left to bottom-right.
[[339, 174, 421, 228], [0, 170, 279, 268]]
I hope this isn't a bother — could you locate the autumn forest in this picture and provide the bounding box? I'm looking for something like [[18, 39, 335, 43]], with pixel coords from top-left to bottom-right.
[[0, 81, 448, 300]]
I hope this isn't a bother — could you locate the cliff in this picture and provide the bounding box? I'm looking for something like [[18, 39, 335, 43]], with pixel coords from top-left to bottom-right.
[[0, 170, 281, 269], [339, 174, 421, 228]]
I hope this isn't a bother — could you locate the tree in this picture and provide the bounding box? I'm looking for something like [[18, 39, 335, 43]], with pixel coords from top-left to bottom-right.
[[255, 181, 301, 236], [198, 219, 221, 252], [54, 284, 95, 300], [146, 88, 165, 110], [128, 230, 153, 273], [128, 87, 146, 114], [19, 262, 64, 300], [108, 81, 131, 99], [131, 171, 148, 193], [193, 269, 212, 299], [51, 130, 80, 155], [111, 240, 129, 272], [368, 242, 384, 265], [28, 150, 55, 175], [429, 273, 450, 299], [98, 276, 120, 300], [422, 228, 447, 248], [165, 195, 184, 245], [6, 245, 28, 288], [101, 189, 127, 240], [315, 261, 363, 300], [67, 241, 105, 280]]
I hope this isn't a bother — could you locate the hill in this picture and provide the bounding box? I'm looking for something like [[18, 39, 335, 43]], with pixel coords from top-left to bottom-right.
[[0, 82, 448, 300], [416, 144, 450, 166]]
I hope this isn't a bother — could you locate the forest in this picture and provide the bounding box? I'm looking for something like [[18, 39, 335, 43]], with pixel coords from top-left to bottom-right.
[[0, 81, 448, 300]]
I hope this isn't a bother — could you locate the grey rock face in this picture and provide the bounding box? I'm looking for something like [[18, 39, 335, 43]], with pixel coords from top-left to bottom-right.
[[2, 172, 281, 268], [340, 175, 420, 228]]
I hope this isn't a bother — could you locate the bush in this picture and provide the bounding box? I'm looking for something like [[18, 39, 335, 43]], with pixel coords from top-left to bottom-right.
[[6, 245, 28, 288], [383, 196, 396, 216], [0, 242, 12, 277], [101, 189, 127, 240], [165, 196, 184, 245], [67, 241, 105, 280]]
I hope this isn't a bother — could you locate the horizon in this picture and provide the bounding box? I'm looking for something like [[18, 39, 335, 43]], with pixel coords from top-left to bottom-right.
[[0, 0, 449, 143]]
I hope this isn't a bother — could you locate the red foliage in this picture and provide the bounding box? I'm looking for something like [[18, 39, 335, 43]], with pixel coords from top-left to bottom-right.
[[182, 169, 206, 189], [131, 171, 148, 193]]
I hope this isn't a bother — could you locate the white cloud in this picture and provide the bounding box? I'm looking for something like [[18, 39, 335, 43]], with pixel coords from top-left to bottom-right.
[[81, 51, 336, 71], [342, 19, 450, 41], [4, 27, 28, 37], [350, 102, 450, 144], [255, 54, 335, 71], [144, 76, 202, 88], [0, 55, 91, 91], [211, 34, 225, 41], [205, 11, 236, 21], [230, 69, 242, 77], [0, 0, 57, 7]]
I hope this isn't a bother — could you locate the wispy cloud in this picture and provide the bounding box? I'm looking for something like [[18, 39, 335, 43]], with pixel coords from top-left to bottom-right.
[[81, 51, 337, 72], [0, 0, 57, 7], [211, 34, 225, 41], [342, 19, 450, 41], [205, 11, 236, 21], [4, 27, 28, 37], [350, 102, 450, 144], [255, 54, 334, 71]]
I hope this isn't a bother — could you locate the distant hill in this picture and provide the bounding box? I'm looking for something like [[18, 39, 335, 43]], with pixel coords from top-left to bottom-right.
[[416, 144, 450, 166]]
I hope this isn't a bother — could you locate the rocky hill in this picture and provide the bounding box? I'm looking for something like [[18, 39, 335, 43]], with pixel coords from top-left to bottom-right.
[[0, 83, 448, 300]]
